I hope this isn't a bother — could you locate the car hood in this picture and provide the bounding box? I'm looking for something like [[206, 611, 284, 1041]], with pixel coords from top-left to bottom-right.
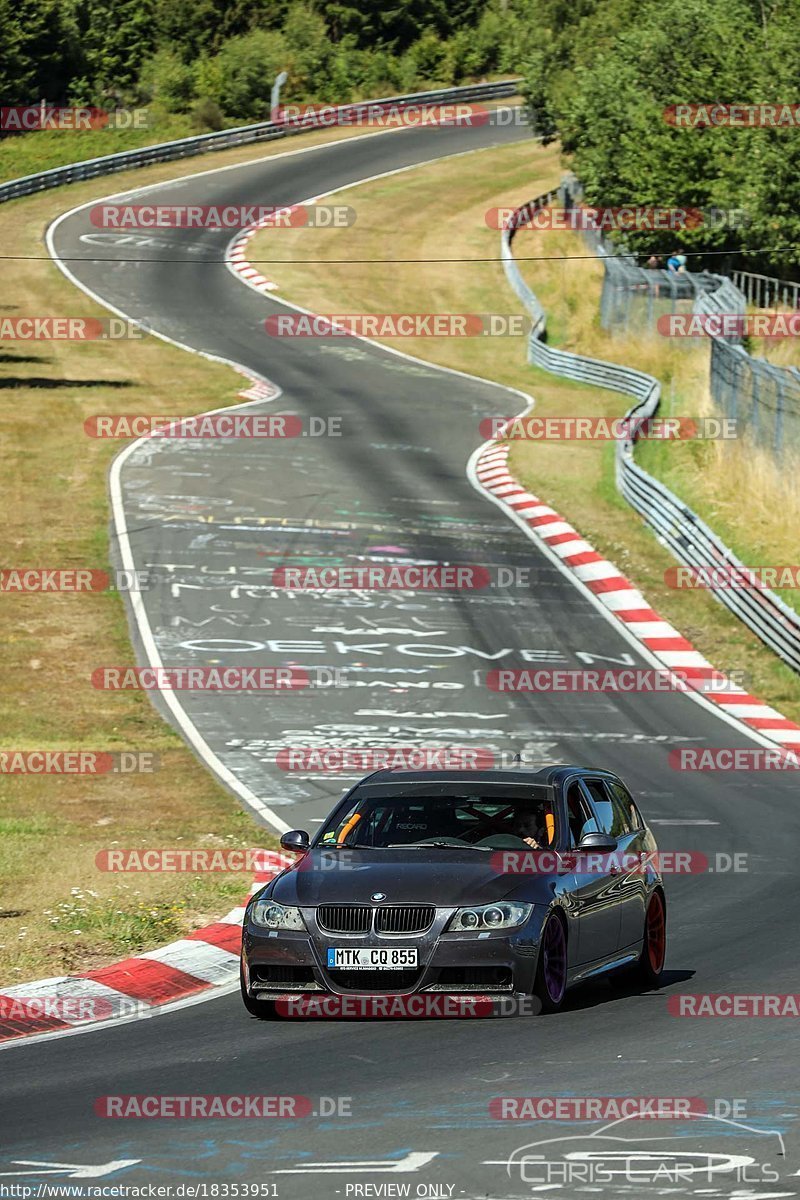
[[265, 847, 553, 907]]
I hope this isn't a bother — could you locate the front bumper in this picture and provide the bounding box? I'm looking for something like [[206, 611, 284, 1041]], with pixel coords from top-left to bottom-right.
[[242, 905, 542, 998]]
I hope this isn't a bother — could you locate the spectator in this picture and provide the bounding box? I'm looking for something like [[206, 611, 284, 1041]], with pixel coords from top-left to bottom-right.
[[646, 254, 663, 269], [666, 251, 682, 272]]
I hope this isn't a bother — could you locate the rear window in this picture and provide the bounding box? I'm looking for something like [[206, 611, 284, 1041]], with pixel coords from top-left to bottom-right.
[[607, 779, 644, 830], [583, 778, 637, 837]]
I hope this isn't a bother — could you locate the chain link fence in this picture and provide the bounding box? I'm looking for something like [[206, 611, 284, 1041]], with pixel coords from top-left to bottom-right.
[[557, 176, 800, 458]]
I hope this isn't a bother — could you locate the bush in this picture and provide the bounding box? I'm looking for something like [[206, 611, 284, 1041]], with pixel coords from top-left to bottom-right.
[[137, 47, 195, 112], [406, 29, 455, 84], [190, 97, 225, 131], [208, 30, 289, 122]]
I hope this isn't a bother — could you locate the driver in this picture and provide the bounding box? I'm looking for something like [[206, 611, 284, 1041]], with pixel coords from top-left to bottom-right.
[[514, 802, 554, 849]]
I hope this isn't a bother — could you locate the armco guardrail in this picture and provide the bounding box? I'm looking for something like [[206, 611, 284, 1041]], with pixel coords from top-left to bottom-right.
[[0, 81, 520, 205], [502, 191, 800, 674]]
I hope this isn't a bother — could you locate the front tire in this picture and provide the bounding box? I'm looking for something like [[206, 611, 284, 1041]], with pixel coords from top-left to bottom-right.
[[533, 912, 568, 1013]]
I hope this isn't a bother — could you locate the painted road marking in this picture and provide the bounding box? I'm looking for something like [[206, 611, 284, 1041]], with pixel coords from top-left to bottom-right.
[[273, 1151, 439, 1174], [1, 1160, 140, 1179], [650, 819, 720, 826]]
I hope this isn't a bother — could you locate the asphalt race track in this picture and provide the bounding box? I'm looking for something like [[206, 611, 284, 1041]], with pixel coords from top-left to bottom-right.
[[2, 118, 799, 1198]]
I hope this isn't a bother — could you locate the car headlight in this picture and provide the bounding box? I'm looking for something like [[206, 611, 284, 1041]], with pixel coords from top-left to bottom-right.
[[251, 900, 306, 931], [448, 901, 533, 932]]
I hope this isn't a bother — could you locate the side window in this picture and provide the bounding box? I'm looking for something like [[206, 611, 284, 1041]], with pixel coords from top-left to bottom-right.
[[581, 779, 615, 835], [608, 779, 642, 831], [566, 782, 596, 847]]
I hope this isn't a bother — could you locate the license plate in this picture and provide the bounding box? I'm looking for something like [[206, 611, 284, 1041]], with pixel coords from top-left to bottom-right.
[[327, 947, 418, 970]]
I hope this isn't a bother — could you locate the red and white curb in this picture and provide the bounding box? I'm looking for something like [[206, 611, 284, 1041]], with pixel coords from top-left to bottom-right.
[[234, 364, 281, 403], [228, 218, 283, 294], [474, 441, 800, 747], [0, 852, 295, 1044]]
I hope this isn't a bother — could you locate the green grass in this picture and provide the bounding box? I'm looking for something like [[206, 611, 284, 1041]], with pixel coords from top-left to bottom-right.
[[0, 114, 199, 183]]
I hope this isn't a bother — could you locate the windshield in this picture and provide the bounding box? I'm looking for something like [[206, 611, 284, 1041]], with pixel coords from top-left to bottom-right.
[[317, 791, 557, 850]]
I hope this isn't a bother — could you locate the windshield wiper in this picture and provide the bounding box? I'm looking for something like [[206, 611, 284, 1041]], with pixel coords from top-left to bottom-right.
[[386, 840, 490, 850]]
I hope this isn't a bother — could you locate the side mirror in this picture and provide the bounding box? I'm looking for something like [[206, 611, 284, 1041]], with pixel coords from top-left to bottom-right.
[[577, 831, 617, 853], [280, 829, 310, 854]]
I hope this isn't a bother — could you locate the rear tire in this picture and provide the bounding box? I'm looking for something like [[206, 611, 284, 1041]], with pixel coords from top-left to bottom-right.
[[533, 912, 568, 1013], [636, 890, 666, 987], [240, 961, 279, 1019]]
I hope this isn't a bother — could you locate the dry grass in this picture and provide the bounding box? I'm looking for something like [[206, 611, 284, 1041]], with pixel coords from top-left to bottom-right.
[[247, 137, 800, 720], [752, 307, 800, 368]]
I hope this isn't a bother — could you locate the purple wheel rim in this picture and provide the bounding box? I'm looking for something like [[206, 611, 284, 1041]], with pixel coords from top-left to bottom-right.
[[646, 893, 666, 973], [542, 917, 567, 1003]]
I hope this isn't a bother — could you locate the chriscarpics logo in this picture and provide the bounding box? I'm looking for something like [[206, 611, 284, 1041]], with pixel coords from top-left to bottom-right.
[[496, 1113, 787, 1191]]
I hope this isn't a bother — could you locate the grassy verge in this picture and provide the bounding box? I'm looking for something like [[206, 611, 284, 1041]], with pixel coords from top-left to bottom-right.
[[752, 310, 800, 369], [0, 114, 199, 184], [247, 137, 800, 720], [0, 122, 391, 984]]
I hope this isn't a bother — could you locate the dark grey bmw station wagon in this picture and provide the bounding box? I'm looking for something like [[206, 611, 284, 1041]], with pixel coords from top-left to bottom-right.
[[241, 765, 666, 1017]]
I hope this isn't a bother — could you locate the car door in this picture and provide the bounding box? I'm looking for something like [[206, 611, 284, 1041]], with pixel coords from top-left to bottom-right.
[[602, 776, 650, 948], [564, 777, 621, 964], [583, 776, 647, 952]]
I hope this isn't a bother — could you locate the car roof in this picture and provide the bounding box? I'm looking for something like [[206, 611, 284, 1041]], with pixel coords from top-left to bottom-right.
[[360, 765, 618, 788]]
